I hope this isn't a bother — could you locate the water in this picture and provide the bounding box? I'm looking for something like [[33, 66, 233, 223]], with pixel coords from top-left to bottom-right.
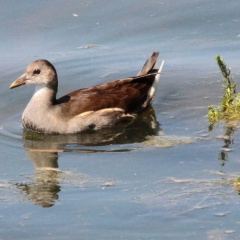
[[0, 0, 240, 239]]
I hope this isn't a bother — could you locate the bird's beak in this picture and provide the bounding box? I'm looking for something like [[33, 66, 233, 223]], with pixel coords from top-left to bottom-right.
[[9, 74, 27, 89]]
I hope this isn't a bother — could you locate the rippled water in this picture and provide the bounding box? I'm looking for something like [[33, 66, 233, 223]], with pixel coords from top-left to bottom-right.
[[1, 1, 240, 239]]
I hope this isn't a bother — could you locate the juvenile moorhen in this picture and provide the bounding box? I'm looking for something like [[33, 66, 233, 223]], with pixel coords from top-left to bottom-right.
[[10, 52, 164, 134]]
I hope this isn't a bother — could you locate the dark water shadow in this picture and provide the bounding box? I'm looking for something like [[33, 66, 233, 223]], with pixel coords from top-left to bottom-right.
[[209, 122, 236, 167], [217, 125, 235, 167], [15, 107, 161, 207]]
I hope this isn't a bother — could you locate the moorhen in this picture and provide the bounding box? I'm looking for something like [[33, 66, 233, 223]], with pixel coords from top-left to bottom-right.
[[10, 52, 164, 134]]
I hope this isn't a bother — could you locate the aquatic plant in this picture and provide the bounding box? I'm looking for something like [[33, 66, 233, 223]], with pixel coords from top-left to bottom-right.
[[208, 55, 240, 125], [233, 177, 240, 194]]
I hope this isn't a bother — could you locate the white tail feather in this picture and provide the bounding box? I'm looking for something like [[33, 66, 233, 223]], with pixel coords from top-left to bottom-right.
[[143, 60, 164, 107]]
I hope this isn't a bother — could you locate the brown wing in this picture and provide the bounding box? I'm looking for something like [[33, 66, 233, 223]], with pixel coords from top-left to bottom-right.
[[55, 72, 157, 117], [55, 52, 159, 118]]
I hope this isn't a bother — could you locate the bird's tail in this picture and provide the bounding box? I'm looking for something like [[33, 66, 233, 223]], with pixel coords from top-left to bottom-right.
[[138, 52, 164, 107], [137, 52, 160, 76]]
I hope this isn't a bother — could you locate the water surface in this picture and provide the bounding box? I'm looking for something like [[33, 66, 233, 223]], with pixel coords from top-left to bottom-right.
[[0, 1, 240, 239]]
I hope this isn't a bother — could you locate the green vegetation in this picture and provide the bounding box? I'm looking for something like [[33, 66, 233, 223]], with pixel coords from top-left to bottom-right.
[[208, 55, 240, 125], [208, 57, 240, 194], [234, 177, 240, 194]]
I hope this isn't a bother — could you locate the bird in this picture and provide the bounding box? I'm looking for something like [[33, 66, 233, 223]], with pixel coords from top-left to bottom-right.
[[10, 52, 164, 134]]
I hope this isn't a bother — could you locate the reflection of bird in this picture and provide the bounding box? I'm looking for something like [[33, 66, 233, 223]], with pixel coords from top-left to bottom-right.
[[16, 140, 61, 208], [10, 52, 164, 134], [16, 170, 60, 208]]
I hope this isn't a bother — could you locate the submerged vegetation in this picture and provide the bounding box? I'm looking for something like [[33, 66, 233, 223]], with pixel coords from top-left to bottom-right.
[[208, 55, 240, 125]]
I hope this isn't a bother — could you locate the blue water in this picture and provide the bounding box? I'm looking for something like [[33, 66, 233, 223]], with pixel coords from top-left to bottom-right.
[[0, 1, 240, 239]]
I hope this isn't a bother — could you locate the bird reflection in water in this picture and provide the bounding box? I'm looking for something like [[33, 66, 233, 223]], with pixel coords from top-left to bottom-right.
[[16, 148, 60, 208], [15, 107, 161, 207]]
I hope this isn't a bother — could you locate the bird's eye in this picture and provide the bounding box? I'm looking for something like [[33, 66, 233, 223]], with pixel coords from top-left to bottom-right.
[[33, 69, 41, 75]]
